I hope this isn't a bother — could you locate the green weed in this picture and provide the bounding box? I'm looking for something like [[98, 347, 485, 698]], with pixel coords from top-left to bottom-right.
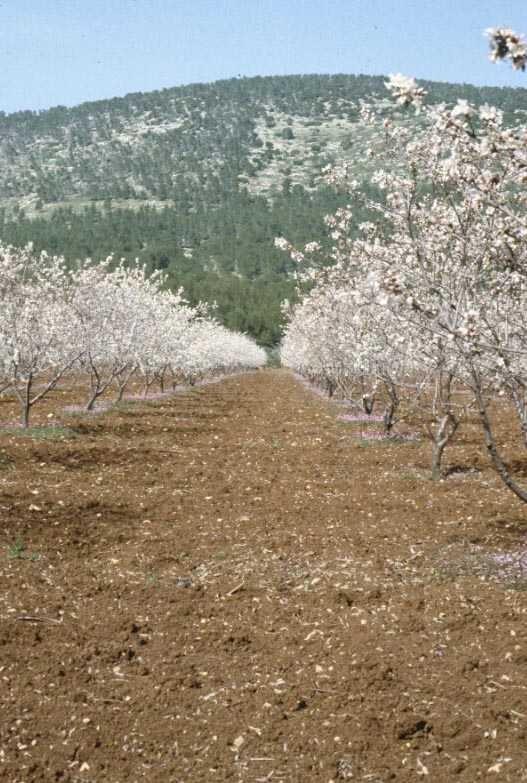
[[8, 539, 25, 559], [7, 539, 40, 561]]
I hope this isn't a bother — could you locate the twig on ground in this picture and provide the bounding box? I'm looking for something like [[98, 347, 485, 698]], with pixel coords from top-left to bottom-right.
[[226, 581, 245, 597]]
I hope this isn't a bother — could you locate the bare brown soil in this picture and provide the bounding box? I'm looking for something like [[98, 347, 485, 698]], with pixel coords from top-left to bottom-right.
[[1, 369, 527, 782]]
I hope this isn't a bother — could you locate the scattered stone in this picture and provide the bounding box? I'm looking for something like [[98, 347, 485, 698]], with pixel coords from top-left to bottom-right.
[[336, 756, 354, 779]]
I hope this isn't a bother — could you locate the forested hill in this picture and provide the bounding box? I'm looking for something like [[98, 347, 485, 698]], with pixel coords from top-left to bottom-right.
[[2, 73, 527, 344]]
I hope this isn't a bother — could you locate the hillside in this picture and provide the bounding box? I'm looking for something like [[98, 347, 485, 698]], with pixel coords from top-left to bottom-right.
[[2, 73, 527, 343]]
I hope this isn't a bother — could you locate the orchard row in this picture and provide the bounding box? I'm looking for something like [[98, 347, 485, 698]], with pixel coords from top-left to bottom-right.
[[279, 30, 527, 503], [0, 246, 266, 427]]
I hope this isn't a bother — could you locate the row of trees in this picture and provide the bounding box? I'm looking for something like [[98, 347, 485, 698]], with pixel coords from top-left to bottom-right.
[[279, 29, 527, 502], [0, 245, 266, 428]]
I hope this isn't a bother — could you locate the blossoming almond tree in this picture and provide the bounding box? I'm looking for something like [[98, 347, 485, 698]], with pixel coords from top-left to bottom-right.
[[133, 288, 196, 397], [71, 261, 174, 410], [0, 245, 83, 427]]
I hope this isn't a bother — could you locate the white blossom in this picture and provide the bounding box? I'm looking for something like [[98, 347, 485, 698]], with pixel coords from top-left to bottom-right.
[[486, 27, 527, 71], [384, 73, 427, 108]]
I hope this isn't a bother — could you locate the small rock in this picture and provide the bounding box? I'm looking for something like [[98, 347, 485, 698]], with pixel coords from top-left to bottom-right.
[[397, 719, 432, 740], [293, 698, 308, 711], [336, 756, 354, 779]]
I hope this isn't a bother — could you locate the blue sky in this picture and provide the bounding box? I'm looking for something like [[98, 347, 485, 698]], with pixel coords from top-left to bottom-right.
[[1, 0, 527, 114]]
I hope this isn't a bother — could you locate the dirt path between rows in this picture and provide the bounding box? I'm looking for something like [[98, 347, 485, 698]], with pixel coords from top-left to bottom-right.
[[1, 369, 527, 782]]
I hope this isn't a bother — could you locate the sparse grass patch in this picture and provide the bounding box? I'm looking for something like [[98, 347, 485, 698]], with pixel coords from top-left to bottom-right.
[[0, 451, 14, 470], [113, 401, 138, 412], [399, 468, 427, 481], [1, 425, 77, 440], [355, 435, 420, 449], [145, 572, 158, 588]]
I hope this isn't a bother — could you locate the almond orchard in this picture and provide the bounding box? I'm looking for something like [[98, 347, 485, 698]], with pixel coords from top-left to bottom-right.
[[2, 25, 527, 783]]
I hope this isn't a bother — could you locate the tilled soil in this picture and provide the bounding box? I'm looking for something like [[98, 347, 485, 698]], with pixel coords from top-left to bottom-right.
[[1, 369, 527, 782]]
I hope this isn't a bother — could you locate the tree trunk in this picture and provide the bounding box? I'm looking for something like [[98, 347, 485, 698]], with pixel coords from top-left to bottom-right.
[[429, 413, 458, 481], [142, 378, 155, 398], [382, 381, 399, 435], [475, 386, 527, 503], [510, 387, 527, 449], [17, 376, 33, 429], [383, 403, 396, 435], [86, 389, 100, 411], [21, 397, 30, 429], [431, 433, 447, 481], [362, 393, 375, 415]]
